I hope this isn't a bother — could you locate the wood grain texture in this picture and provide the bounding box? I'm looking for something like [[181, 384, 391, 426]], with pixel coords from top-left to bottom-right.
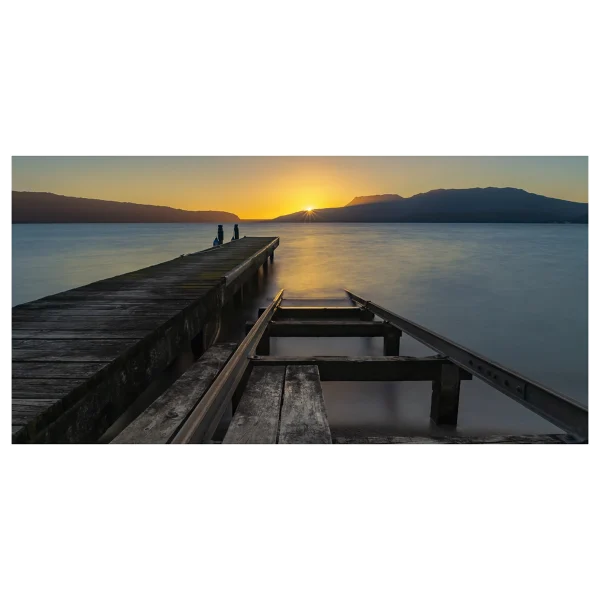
[[12, 338, 140, 362], [13, 361, 110, 379], [112, 344, 236, 444], [279, 365, 331, 444], [12, 330, 155, 340], [13, 378, 89, 398], [223, 366, 285, 444]]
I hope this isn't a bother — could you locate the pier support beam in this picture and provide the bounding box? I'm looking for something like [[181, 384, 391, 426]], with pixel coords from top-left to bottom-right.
[[430, 363, 461, 426], [383, 324, 401, 356]]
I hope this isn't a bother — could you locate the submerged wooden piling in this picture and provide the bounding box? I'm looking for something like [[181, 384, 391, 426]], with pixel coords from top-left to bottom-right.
[[430, 363, 462, 426]]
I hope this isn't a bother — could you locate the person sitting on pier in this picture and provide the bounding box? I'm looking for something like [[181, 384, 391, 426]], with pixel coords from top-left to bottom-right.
[[213, 237, 220, 247]]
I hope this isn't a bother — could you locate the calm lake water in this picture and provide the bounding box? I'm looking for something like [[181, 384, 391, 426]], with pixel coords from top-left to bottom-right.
[[12, 223, 588, 435]]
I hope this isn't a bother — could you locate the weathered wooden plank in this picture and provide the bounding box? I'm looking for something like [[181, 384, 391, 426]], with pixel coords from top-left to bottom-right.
[[430, 363, 461, 426], [13, 403, 54, 416], [263, 320, 395, 337], [250, 356, 473, 382], [24, 291, 218, 302], [13, 361, 109, 379], [279, 365, 331, 444], [12, 330, 154, 340], [13, 398, 66, 407], [12, 320, 167, 331], [333, 434, 579, 444], [20, 300, 220, 442], [13, 425, 25, 437], [12, 338, 140, 362], [13, 378, 89, 398], [12, 308, 186, 320], [11, 399, 65, 443], [223, 366, 285, 444], [14, 299, 195, 313], [112, 343, 236, 444], [274, 307, 373, 320]]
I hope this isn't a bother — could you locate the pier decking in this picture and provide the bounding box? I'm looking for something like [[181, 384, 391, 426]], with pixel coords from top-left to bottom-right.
[[12, 236, 279, 443]]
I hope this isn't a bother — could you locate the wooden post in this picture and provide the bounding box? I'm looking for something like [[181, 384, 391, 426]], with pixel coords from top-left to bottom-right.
[[383, 324, 401, 356], [430, 363, 461, 426], [269, 251, 274, 263]]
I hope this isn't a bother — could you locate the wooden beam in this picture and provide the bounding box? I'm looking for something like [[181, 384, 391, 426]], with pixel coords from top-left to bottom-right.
[[223, 366, 285, 444], [274, 307, 374, 320], [112, 343, 236, 444], [383, 324, 401, 356], [279, 365, 331, 444], [250, 356, 473, 382], [246, 320, 396, 337], [430, 363, 461, 426]]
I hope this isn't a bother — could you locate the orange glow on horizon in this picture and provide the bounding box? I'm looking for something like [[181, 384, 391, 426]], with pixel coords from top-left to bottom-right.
[[12, 157, 588, 221]]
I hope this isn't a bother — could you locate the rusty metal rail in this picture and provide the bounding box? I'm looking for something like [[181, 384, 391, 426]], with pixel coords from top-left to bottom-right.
[[345, 289, 588, 441], [170, 289, 285, 443]]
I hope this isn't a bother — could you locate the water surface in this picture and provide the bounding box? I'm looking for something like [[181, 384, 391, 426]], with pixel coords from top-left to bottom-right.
[[12, 223, 588, 435]]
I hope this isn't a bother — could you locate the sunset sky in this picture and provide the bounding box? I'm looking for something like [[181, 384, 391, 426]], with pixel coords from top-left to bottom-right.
[[12, 157, 588, 219]]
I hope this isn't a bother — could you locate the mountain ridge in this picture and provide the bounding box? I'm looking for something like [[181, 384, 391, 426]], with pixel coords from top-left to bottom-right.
[[275, 187, 588, 223], [12, 191, 240, 223]]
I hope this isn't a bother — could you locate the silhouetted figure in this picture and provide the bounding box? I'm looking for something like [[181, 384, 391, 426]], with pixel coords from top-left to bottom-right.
[[213, 237, 220, 247], [234, 224, 240, 240], [217, 224, 224, 244]]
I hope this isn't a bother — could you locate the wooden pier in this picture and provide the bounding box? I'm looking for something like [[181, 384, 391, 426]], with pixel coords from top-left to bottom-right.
[[12, 236, 279, 443]]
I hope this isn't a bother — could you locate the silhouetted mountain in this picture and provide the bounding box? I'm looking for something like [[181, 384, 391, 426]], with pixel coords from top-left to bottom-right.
[[274, 187, 588, 223], [12, 191, 239, 223], [346, 194, 404, 207]]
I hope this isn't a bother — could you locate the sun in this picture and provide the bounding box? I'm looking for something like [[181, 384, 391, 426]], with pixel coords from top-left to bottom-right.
[[305, 206, 314, 212]]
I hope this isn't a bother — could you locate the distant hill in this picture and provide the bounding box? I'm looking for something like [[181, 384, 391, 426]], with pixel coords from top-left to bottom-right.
[[346, 194, 404, 207], [12, 191, 240, 223], [274, 187, 588, 223]]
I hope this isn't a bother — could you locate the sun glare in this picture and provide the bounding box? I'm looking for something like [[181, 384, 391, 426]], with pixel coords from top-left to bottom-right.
[[306, 207, 314, 212]]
